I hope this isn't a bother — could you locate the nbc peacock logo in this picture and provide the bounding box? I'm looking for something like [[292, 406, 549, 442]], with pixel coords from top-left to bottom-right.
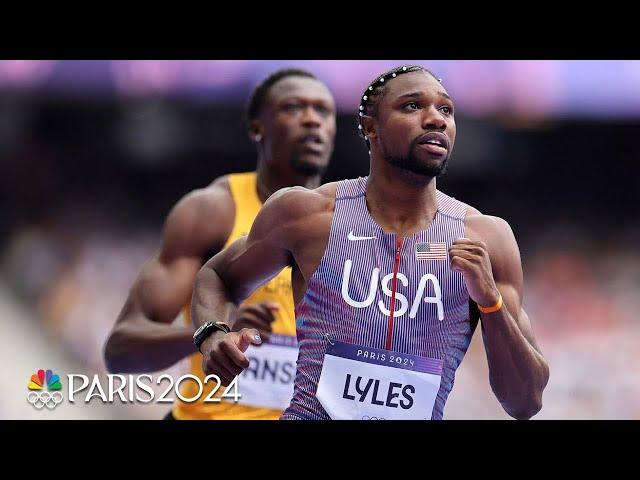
[[27, 369, 64, 410]]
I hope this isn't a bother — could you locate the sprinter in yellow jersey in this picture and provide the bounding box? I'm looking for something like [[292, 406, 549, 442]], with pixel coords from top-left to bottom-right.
[[103, 68, 337, 419]]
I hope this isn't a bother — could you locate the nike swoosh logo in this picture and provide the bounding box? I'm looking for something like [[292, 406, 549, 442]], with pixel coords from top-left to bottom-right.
[[348, 231, 376, 241]]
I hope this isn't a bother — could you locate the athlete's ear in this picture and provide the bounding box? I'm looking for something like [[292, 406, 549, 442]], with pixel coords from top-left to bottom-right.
[[360, 115, 377, 142], [249, 120, 264, 144]]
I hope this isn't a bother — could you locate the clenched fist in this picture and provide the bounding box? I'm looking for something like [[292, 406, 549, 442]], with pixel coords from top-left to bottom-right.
[[449, 238, 501, 309]]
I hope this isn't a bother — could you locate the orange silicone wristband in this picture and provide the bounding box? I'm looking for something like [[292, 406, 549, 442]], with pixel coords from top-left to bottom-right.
[[478, 293, 503, 314]]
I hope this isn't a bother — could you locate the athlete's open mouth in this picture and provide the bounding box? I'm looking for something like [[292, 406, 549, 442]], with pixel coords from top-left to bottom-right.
[[417, 132, 449, 151]]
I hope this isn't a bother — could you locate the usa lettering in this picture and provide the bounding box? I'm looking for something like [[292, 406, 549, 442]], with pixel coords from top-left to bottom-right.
[[341, 259, 444, 320], [342, 374, 415, 410]]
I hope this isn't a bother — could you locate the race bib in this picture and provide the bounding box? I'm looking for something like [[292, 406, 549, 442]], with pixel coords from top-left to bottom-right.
[[316, 340, 443, 420], [236, 334, 298, 410]]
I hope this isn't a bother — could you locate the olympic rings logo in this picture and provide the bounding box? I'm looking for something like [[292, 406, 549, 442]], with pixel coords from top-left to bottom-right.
[[361, 415, 385, 420], [27, 391, 64, 410]]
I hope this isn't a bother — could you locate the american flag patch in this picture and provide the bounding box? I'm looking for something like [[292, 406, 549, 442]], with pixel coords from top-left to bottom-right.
[[415, 242, 448, 261]]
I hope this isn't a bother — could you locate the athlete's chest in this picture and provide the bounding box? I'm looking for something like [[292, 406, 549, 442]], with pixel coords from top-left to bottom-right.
[[300, 210, 466, 319]]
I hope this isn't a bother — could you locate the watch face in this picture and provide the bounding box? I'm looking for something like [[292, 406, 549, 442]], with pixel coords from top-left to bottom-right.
[[194, 322, 211, 341]]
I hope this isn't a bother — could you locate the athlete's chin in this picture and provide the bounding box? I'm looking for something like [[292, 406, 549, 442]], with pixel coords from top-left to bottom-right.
[[291, 155, 329, 176], [412, 153, 449, 176], [402, 160, 448, 177]]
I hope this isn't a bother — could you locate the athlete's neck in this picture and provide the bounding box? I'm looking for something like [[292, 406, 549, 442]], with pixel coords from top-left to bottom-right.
[[255, 161, 322, 204], [366, 160, 438, 237]]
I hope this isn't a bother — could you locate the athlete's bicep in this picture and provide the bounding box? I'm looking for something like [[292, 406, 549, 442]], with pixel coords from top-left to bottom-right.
[[206, 188, 298, 303], [126, 187, 233, 323], [482, 217, 542, 352], [133, 254, 202, 322]]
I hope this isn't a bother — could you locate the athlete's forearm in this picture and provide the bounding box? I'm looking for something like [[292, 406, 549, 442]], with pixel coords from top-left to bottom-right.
[[480, 309, 549, 420], [191, 262, 237, 331], [104, 319, 195, 373]]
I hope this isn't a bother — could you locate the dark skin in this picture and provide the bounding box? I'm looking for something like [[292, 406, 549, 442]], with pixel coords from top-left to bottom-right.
[[192, 71, 549, 420], [103, 76, 336, 373]]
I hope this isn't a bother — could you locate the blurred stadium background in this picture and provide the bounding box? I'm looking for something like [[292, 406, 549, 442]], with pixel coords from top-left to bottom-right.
[[1, 60, 639, 419]]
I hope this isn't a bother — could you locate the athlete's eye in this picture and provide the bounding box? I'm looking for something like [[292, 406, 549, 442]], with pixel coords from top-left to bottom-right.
[[283, 103, 303, 112]]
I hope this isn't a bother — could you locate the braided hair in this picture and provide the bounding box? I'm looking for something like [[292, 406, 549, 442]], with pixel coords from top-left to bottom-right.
[[356, 65, 442, 150]]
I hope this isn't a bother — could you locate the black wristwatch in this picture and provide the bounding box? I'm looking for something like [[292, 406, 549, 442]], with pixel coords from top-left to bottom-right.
[[193, 321, 231, 353]]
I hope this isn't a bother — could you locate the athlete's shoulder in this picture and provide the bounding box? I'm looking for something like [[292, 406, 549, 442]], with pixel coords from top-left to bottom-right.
[[264, 181, 337, 220], [161, 177, 235, 259], [464, 207, 519, 265], [465, 207, 513, 238], [171, 177, 233, 222]]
